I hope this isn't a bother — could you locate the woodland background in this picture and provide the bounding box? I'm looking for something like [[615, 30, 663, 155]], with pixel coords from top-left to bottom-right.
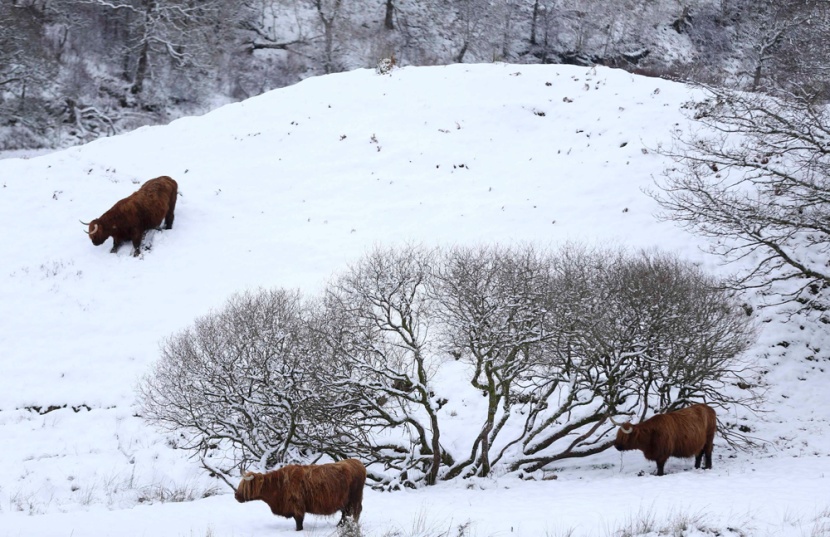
[[1, 0, 828, 150]]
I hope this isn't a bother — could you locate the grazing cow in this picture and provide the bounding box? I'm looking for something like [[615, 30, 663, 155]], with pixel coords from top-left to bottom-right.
[[235, 459, 366, 531], [81, 176, 178, 257], [612, 403, 716, 476]]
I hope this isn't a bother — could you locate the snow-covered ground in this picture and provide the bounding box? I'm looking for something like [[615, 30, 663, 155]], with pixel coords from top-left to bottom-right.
[[0, 149, 55, 160], [1, 63, 828, 537]]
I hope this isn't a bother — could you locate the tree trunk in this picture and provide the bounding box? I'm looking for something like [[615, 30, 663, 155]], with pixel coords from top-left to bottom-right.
[[415, 347, 441, 485], [384, 0, 394, 30], [131, 39, 149, 94], [427, 411, 441, 485], [323, 20, 334, 74], [501, 0, 512, 60], [315, 0, 342, 74], [530, 0, 540, 45], [455, 41, 468, 63]]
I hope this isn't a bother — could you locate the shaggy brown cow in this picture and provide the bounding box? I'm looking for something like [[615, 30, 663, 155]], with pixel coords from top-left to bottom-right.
[[235, 458, 366, 531], [81, 176, 178, 257], [612, 403, 716, 476]]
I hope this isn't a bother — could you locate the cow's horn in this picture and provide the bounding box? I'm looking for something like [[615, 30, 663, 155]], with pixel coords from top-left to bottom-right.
[[609, 415, 634, 434], [242, 472, 255, 481], [89, 223, 98, 235]]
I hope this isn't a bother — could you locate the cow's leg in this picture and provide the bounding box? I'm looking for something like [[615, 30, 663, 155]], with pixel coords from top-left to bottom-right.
[[352, 497, 362, 522], [704, 443, 713, 470], [110, 239, 123, 253], [165, 193, 177, 229], [293, 513, 304, 531], [656, 459, 666, 476], [164, 208, 175, 229], [347, 478, 363, 522], [704, 429, 715, 470], [338, 503, 353, 526], [695, 449, 704, 469], [131, 231, 144, 257]]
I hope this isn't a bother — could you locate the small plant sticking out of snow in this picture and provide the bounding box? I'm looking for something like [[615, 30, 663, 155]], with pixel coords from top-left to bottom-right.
[[338, 518, 363, 537], [376, 55, 396, 75]]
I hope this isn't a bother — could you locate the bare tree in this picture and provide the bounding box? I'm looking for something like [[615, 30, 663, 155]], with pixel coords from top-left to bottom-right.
[[508, 244, 634, 472], [434, 244, 757, 474], [739, 1, 808, 91], [308, 0, 345, 73], [0, 2, 57, 148], [0, 6, 27, 91], [316, 245, 447, 487], [138, 289, 346, 486], [435, 244, 557, 478], [236, 0, 310, 53], [511, 247, 758, 471], [594, 250, 759, 412], [442, 0, 501, 63], [771, 1, 830, 97], [653, 87, 830, 309], [81, 0, 225, 98]]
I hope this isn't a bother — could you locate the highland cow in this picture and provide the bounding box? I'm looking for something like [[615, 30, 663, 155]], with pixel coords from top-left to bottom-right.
[[612, 403, 716, 476], [235, 459, 366, 531], [81, 176, 178, 257]]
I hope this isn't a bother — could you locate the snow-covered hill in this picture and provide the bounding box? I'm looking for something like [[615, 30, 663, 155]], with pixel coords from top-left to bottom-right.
[[1, 63, 828, 536]]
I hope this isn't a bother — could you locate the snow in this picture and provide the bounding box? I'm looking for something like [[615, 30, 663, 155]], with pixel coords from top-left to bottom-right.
[[1, 62, 829, 536]]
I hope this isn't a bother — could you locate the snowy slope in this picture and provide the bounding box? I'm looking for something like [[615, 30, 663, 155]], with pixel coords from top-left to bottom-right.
[[1, 63, 828, 536]]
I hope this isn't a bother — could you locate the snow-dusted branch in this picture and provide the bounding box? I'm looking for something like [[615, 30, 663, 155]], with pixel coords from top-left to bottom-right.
[[654, 87, 830, 310]]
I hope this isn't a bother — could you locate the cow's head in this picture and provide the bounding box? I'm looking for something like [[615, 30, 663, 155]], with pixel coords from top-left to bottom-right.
[[235, 471, 262, 503], [81, 219, 107, 245], [610, 415, 637, 451]]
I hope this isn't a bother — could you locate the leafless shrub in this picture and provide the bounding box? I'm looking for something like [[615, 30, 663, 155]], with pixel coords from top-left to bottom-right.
[[138, 288, 347, 486], [435, 244, 757, 473], [312, 245, 446, 487], [139, 244, 759, 485]]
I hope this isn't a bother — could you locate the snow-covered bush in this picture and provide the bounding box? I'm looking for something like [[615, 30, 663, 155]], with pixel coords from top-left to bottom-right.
[[376, 56, 397, 75], [434, 244, 758, 475], [139, 244, 758, 486], [311, 245, 446, 487], [138, 288, 352, 485]]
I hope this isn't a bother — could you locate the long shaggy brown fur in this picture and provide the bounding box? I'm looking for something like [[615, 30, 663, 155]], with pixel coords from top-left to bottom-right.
[[85, 176, 178, 257], [613, 403, 716, 476], [235, 459, 366, 531]]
